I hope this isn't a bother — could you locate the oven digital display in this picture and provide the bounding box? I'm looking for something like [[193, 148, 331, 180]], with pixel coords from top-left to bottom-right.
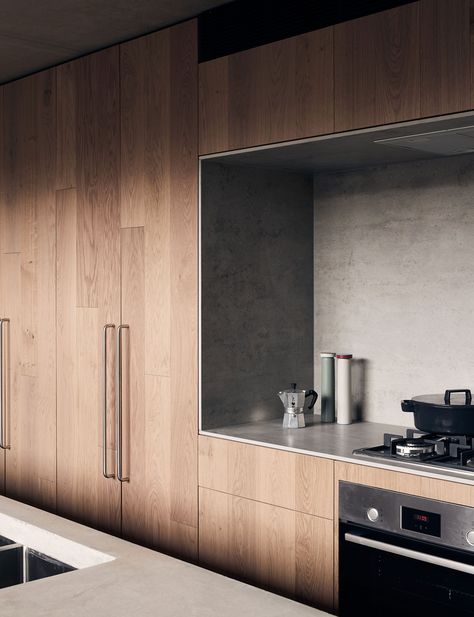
[[401, 506, 441, 537]]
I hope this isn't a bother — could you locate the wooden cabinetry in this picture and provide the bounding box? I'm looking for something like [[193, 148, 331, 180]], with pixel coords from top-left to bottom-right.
[[199, 27, 334, 154], [0, 70, 57, 510], [0, 20, 198, 557], [335, 0, 473, 129], [334, 3, 421, 131], [199, 435, 333, 518], [200, 0, 473, 150], [198, 436, 334, 610], [420, 0, 471, 116], [55, 48, 122, 534], [199, 487, 334, 610], [119, 20, 198, 559]]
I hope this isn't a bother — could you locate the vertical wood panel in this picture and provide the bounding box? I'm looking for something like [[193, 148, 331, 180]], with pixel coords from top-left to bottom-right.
[[199, 27, 334, 154], [169, 18, 198, 534], [0, 87, 6, 489], [335, 3, 420, 131], [56, 49, 122, 533], [199, 487, 333, 611], [2, 70, 57, 510], [420, 0, 471, 116], [120, 40, 146, 228], [56, 63, 77, 191], [198, 57, 228, 155], [120, 19, 198, 558], [295, 512, 333, 611], [0, 252, 18, 495], [56, 189, 121, 532]]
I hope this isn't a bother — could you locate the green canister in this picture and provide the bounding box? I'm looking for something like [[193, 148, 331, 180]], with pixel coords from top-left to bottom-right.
[[320, 352, 336, 423]]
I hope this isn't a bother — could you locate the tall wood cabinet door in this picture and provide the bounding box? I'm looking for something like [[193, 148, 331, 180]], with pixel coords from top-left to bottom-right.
[[335, 3, 420, 132], [420, 0, 471, 116], [199, 27, 334, 154], [119, 20, 198, 560], [0, 86, 7, 492], [56, 49, 122, 534], [0, 71, 57, 510]]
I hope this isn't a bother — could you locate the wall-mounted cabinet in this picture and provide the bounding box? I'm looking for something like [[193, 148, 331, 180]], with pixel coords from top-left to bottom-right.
[[419, 0, 471, 117], [199, 27, 334, 154], [334, 3, 421, 131], [199, 0, 474, 153]]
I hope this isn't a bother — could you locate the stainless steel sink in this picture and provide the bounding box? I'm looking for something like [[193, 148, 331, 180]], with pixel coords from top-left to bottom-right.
[[0, 535, 75, 589]]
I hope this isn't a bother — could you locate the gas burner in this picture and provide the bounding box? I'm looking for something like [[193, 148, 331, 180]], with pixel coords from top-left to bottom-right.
[[352, 429, 474, 473], [395, 438, 436, 458]]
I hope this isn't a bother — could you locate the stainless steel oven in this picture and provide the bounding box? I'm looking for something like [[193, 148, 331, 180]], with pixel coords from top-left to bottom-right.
[[339, 481, 474, 616]]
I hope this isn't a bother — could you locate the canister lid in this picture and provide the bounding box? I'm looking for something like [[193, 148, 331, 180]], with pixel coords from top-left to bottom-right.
[[320, 352, 336, 358], [336, 354, 353, 359]]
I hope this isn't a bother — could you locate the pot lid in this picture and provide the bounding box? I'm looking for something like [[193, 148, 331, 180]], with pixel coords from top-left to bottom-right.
[[412, 389, 472, 407]]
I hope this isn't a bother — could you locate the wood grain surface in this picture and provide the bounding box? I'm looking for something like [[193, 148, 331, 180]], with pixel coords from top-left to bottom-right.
[[335, 3, 420, 131], [199, 27, 334, 154], [199, 436, 334, 519], [1, 70, 57, 510], [199, 487, 333, 611], [420, 0, 471, 116], [120, 20, 198, 559], [55, 49, 122, 533]]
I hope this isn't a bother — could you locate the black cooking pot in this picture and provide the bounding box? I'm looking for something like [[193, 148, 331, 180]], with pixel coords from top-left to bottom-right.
[[401, 389, 474, 436]]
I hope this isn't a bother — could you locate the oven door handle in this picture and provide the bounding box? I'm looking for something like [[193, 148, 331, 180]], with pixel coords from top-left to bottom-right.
[[345, 533, 474, 576]]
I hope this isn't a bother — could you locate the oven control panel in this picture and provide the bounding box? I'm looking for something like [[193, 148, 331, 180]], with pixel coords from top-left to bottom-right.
[[340, 481, 474, 552]]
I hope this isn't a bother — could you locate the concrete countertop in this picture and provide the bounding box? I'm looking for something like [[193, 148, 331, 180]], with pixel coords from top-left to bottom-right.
[[201, 416, 474, 486], [0, 495, 329, 617]]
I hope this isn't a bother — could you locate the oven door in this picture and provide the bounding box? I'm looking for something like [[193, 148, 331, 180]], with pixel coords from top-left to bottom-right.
[[339, 522, 474, 616]]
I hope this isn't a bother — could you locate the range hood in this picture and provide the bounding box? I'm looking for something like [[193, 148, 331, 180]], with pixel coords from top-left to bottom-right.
[[201, 111, 474, 174], [375, 125, 474, 156]]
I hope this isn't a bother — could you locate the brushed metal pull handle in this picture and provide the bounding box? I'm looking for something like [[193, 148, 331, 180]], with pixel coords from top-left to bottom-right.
[[116, 325, 129, 482], [345, 533, 474, 576], [102, 324, 115, 479], [0, 319, 10, 450]]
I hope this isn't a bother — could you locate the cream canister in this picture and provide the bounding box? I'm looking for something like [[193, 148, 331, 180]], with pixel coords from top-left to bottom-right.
[[336, 354, 352, 425]]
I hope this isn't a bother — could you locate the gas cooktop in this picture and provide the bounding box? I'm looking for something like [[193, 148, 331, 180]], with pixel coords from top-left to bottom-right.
[[353, 429, 474, 474]]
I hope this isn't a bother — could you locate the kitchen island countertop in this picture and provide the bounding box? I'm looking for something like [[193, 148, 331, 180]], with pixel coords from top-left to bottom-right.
[[0, 494, 329, 617], [201, 416, 474, 485]]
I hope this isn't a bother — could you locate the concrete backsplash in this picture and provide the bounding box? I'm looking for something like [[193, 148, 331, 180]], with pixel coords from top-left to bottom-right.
[[314, 154, 474, 426], [201, 162, 314, 430]]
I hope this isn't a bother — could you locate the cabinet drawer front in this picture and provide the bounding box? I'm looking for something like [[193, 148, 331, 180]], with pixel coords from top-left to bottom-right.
[[199, 487, 333, 610], [199, 436, 333, 519]]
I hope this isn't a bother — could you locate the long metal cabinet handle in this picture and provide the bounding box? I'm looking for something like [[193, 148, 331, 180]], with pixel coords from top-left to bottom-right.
[[0, 319, 10, 450], [344, 533, 474, 576], [116, 325, 129, 482], [102, 324, 116, 478]]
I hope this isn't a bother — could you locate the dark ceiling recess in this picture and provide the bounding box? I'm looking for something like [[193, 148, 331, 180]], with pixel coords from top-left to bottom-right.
[[198, 0, 418, 62]]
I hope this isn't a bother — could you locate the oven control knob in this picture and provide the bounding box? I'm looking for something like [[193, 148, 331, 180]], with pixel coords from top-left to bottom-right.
[[367, 507, 380, 523], [466, 530, 474, 547]]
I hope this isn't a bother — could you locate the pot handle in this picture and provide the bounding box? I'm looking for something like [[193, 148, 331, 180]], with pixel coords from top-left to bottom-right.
[[305, 390, 318, 410], [444, 389, 472, 405], [401, 399, 415, 412]]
